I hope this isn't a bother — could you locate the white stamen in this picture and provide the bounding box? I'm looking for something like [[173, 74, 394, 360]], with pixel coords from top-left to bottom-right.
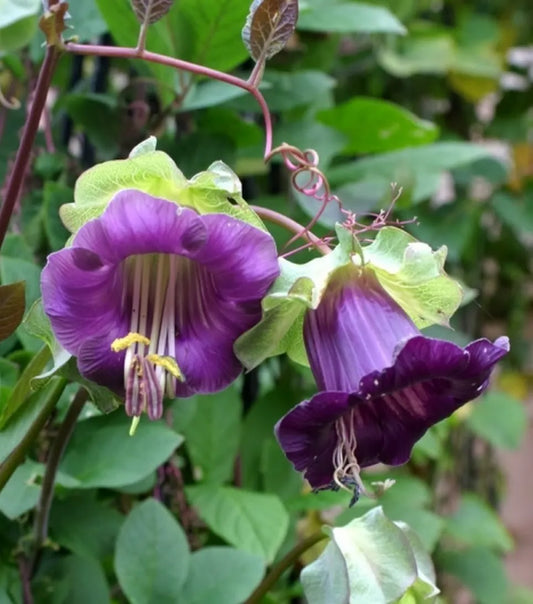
[[116, 253, 184, 419]]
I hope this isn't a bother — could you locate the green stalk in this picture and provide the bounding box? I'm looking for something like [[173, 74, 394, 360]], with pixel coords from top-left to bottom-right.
[[245, 532, 328, 604], [31, 387, 88, 574]]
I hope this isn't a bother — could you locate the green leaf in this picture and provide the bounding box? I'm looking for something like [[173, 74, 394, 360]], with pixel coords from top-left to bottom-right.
[[115, 498, 190, 603], [437, 547, 508, 604], [42, 182, 72, 251], [0, 282, 25, 341], [361, 226, 463, 328], [301, 507, 419, 604], [317, 97, 439, 154], [63, 93, 121, 155], [298, 0, 406, 34], [68, 0, 107, 41], [175, 0, 250, 72], [445, 494, 513, 553], [179, 547, 265, 604], [0, 346, 50, 430], [95, 0, 183, 102], [0, 104, 24, 186], [241, 384, 303, 490], [492, 192, 533, 238], [230, 70, 336, 113], [33, 555, 110, 604], [131, 0, 174, 24], [59, 412, 183, 489], [49, 494, 123, 560], [46, 357, 119, 415], [22, 300, 119, 414], [328, 142, 498, 203], [466, 391, 527, 450], [181, 389, 242, 484], [181, 80, 249, 111], [0, 358, 19, 388], [186, 485, 289, 562], [23, 299, 59, 355], [0, 460, 41, 519], [242, 0, 299, 63], [378, 25, 455, 77], [261, 438, 303, 501], [0, 0, 40, 53]]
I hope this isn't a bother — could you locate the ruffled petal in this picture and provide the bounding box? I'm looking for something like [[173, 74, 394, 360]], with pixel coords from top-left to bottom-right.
[[276, 335, 509, 489], [275, 392, 351, 489], [77, 335, 126, 395], [41, 247, 128, 355], [72, 190, 208, 263], [172, 259, 263, 396], [195, 213, 280, 302], [350, 335, 509, 467]]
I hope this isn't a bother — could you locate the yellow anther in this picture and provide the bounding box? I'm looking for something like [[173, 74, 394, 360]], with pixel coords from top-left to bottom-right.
[[111, 332, 151, 352], [146, 354, 185, 382], [129, 415, 141, 436]]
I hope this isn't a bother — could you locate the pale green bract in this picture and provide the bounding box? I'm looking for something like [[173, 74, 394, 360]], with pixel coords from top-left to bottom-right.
[[59, 136, 265, 233], [301, 507, 439, 604], [235, 224, 463, 369]]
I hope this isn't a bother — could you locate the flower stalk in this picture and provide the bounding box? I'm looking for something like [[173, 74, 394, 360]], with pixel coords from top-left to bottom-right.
[[0, 46, 60, 249]]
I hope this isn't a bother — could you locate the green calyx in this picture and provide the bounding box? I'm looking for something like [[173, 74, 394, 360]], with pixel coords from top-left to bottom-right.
[[235, 224, 463, 370], [59, 136, 264, 234]]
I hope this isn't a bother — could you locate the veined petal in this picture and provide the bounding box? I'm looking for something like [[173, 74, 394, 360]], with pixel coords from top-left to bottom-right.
[[276, 335, 509, 490], [196, 213, 280, 302], [73, 189, 208, 263], [42, 248, 128, 355], [275, 392, 351, 489], [304, 267, 419, 391], [171, 258, 265, 396]]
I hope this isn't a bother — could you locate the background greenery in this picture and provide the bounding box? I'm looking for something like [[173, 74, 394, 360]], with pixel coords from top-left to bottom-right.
[[0, 0, 532, 602]]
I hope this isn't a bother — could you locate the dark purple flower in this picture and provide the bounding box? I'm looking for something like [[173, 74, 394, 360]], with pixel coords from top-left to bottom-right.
[[42, 190, 279, 420], [275, 266, 509, 493]]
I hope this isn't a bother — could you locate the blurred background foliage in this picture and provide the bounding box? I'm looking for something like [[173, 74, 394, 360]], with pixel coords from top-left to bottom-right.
[[0, 0, 532, 602]]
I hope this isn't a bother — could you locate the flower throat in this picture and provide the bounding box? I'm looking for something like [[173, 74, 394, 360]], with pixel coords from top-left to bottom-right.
[[111, 254, 185, 431]]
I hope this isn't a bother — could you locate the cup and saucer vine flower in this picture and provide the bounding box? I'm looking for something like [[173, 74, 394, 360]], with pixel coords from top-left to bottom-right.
[[41, 188, 280, 430], [235, 224, 509, 504]]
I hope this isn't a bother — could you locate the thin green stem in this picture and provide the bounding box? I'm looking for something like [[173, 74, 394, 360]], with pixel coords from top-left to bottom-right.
[[0, 46, 60, 250], [245, 532, 328, 604], [0, 378, 67, 491], [64, 42, 273, 157], [1, 346, 52, 429], [251, 205, 331, 255], [30, 387, 88, 574]]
